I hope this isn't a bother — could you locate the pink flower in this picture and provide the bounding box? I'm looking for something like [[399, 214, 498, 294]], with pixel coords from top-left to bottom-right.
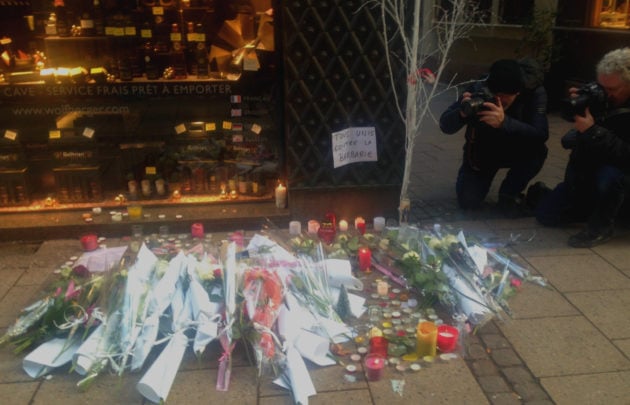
[[510, 278, 522, 289], [64, 280, 81, 302]]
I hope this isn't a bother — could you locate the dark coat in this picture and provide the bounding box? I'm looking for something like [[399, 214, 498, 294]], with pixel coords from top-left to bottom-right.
[[439, 82, 549, 170]]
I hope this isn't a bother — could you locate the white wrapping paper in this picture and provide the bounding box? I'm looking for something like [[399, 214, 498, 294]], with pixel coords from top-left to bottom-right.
[[72, 324, 104, 375], [23, 337, 81, 378]]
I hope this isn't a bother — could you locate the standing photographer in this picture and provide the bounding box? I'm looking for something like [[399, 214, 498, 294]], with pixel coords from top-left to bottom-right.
[[536, 48, 630, 248], [439, 58, 549, 215]]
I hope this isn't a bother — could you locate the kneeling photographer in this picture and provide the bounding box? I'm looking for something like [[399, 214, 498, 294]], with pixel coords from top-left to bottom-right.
[[439, 58, 549, 215], [535, 47, 630, 248]]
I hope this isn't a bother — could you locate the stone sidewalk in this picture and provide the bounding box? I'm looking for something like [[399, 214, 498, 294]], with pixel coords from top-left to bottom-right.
[[0, 107, 629, 404]]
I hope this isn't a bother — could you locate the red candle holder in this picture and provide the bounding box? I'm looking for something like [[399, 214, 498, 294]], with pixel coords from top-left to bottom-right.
[[368, 336, 388, 357], [80, 233, 98, 251], [358, 247, 371, 273], [437, 325, 459, 353], [364, 353, 385, 381], [191, 222, 204, 238]]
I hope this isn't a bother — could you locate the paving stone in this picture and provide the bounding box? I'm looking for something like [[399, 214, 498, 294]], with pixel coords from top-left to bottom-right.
[[466, 343, 489, 360], [612, 338, 630, 358], [526, 254, 630, 293], [33, 372, 143, 405], [489, 392, 523, 405], [0, 381, 40, 404], [477, 375, 511, 393], [541, 371, 630, 405], [513, 380, 551, 402], [500, 316, 630, 377], [470, 359, 499, 376], [501, 280, 579, 319], [566, 289, 630, 340], [480, 334, 511, 349], [490, 348, 523, 367], [501, 366, 535, 386], [478, 321, 501, 335]]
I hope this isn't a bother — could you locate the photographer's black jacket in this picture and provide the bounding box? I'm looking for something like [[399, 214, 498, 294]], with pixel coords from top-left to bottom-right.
[[439, 83, 549, 170], [573, 102, 630, 172]]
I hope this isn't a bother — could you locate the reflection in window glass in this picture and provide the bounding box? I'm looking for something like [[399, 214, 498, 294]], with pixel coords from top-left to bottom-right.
[[599, 0, 630, 28]]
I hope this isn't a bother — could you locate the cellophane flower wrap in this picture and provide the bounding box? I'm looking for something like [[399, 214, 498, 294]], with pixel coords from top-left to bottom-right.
[[240, 265, 285, 374]]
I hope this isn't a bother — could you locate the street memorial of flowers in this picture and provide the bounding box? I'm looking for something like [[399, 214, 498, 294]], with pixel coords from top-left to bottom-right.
[[0, 215, 547, 403]]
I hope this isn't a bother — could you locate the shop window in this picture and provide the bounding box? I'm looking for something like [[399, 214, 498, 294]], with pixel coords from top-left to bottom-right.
[[598, 0, 630, 28]]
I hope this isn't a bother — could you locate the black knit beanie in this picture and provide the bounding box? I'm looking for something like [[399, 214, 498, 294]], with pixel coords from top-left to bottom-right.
[[486, 59, 524, 94]]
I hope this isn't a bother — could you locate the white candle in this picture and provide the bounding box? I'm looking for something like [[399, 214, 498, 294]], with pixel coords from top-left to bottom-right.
[[275, 183, 287, 208], [373, 216, 385, 231], [289, 220, 301, 235], [338, 219, 348, 232]]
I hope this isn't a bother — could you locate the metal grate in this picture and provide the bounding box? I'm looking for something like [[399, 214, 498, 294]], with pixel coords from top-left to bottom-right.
[[281, 0, 405, 189]]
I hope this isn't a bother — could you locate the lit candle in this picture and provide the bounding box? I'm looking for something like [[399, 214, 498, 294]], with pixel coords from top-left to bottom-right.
[[191, 222, 204, 238], [338, 219, 348, 232], [289, 220, 301, 235], [373, 216, 386, 232], [358, 247, 371, 272], [355, 216, 366, 235], [155, 178, 166, 196], [307, 220, 320, 234], [416, 321, 438, 358], [364, 354, 385, 381], [376, 280, 389, 296], [275, 183, 287, 208], [436, 325, 459, 353]]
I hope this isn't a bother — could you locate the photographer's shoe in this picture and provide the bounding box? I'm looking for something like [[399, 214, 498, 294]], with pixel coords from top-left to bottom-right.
[[498, 194, 532, 218], [568, 227, 614, 248]]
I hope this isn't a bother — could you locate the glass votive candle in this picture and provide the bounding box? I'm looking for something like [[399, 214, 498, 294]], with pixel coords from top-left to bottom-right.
[[437, 324, 459, 353], [416, 321, 438, 358], [358, 247, 371, 272], [338, 219, 348, 232], [191, 222, 204, 238], [289, 220, 301, 235], [364, 353, 385, 382], [80, 233, 98, 251], [373, 216, 385, 232], [307, 220, 320, 234], [376, 280, 389, 296], [354, 216, 366, 235], [368, 336, 389, 357]]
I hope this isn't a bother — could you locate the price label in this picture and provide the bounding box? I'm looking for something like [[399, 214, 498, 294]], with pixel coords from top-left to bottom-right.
[[112, 27, 125, 36], [205, 122, 216, 131], [124, 26, 137, 36], [152, 7, 164, 15], [82, 127, 95, 139], [145, 166, 157, 175], [174, 123, 187, 134], [4, 130, 17, 141], [49, 130, 61, 139], [170, 32, 182, 42], [141, 29, 152, 38], [222, 121, 232, 130], [251, 123, 262, 135]]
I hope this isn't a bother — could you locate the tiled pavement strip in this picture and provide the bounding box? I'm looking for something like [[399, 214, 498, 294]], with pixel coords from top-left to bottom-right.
[[1, 96, 629, 404]]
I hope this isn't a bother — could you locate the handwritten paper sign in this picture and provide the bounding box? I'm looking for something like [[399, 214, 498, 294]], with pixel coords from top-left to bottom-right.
[[332, 127, 377, 168]]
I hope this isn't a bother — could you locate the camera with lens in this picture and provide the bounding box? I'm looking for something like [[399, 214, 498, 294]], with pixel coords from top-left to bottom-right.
[[461, 86, 496, 117], [561, 81, 608, 121]]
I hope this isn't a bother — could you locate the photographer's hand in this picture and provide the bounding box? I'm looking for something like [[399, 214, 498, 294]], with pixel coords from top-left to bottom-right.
[[477, 98, 505, 128], [574, 107, 595, 133], [459, 92, 472, 118]]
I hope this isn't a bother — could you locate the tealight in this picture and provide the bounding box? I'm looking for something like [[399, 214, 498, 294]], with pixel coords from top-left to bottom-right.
[[345, 364, 357, 373], [350, 354, 362, 362], [409, 363, 421, 372]]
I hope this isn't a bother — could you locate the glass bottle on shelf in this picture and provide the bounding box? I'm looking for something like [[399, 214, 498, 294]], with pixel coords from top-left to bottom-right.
[[170, 23, 187, 79], [54, 0, 71, 37], [194, 22, 209, 78], [141, 22, 160, 80], [93, 0, 105, 36], [79, 0, 95, 36], [185, 21, 198, 76]]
